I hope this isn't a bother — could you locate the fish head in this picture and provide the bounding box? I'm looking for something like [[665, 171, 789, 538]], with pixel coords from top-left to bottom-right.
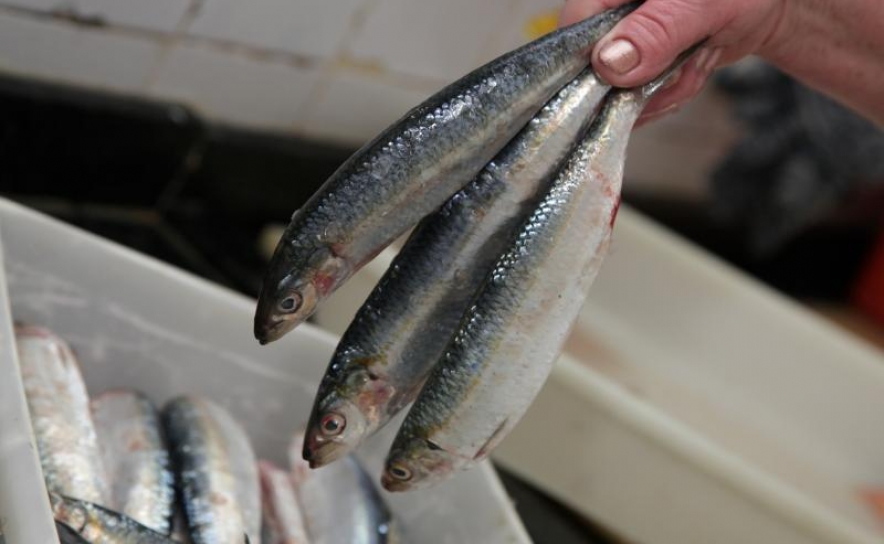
[[49, 494, 89, 534], [255, 242, 350, 344], [381, 435, 466, 492], [303, 373, 376, 468]]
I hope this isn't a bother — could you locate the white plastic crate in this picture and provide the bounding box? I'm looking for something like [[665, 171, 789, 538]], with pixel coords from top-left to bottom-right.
[[0, 198, 531, 544]]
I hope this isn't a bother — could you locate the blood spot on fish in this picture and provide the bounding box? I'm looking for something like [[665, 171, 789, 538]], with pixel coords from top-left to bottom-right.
[[127, 436, 148, 451], [209, 492, 229, 506], [314, 273, 336, 296], [357, 381, 394, 405], [609, 197, 622, 227]]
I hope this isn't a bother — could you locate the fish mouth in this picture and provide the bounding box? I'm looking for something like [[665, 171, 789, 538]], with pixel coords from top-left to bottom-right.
[[254, 317, 295, 345], [380, 472, 414, 493], [302, 431, 352, 469]]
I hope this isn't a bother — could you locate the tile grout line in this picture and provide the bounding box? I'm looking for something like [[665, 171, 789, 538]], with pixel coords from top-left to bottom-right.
[[291, 0, 386, 130], [0, 1, 448, 101], [0, 3, 320, 73], [143, 0, 211, 89]]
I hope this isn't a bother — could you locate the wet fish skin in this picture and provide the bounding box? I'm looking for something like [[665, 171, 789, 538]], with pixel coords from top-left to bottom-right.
[[253, 3, 640, 344], [259, 461, 311, 544], [163, 396, 261, 544], [382, 62, 688, 492], [303, 68, 611, 468], [16, 326, 110, 505], [92, 390, 174, 535], [51, 494, 177, 544], [289, 434, 397, 544]]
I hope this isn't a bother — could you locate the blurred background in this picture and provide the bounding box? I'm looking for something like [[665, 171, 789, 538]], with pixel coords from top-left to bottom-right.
[[1, 0, 883, 542]]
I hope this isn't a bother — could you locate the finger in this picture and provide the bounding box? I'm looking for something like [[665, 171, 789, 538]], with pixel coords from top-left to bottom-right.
[[592, 0, 731, 87], [634, 104, 682, 128], [634, 46, 721, 125], [558, 0, 634, 28]]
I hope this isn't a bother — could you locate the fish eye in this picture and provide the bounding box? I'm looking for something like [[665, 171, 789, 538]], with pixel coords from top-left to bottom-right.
[[345, 370, 370, 388], [388, 463, 413, 481], [278, 292, 302, 313], [64, 503, 89, 532], [320, 413, 346, 436]]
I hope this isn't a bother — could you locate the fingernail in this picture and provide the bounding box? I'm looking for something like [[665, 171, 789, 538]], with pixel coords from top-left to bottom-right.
[[640, 102, 681, 121], [598, 39, 640, 75]]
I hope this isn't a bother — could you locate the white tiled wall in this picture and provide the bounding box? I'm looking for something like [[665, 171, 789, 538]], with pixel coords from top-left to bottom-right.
[[149, 43, 321, 131], [348, 0, 505, 82], [487, 0, 562, 62], [0, 11, 161, 93], [0, 0, 191, 32], [189, 0, 364, 59], [0, 0, 738, 198]]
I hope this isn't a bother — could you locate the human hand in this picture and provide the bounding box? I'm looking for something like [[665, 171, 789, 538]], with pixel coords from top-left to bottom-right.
[[560, 0, 788, 124]]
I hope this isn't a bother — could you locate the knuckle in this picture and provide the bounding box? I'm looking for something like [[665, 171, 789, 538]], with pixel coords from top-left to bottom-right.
[[626, 8, 682, 53]]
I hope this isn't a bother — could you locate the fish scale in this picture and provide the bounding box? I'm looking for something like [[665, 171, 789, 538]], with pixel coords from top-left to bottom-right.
[[302, 67, 612, 468], [254, 3, 640, 344], [382, 57, 693, 491]]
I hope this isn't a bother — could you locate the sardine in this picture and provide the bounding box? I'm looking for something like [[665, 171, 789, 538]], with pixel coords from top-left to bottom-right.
[[259, 461, 310, 544], [163, 396, 261, 544], [303, 68, 611, 467], [382, 57, 694, 492], [50, 494, 176, 543], [288, 434, 396, 544], [254, 3, 639, 344], [92, 390, 174, 535], [15, 326, 109, 505]]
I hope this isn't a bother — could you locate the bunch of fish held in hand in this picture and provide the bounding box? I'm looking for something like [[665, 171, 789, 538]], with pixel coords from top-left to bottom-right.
[[255, 1, 703, 491], [14, 325, 396, 544]]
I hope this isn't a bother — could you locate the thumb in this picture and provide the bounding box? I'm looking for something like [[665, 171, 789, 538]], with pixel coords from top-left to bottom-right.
[[591, 0, 728, 86]]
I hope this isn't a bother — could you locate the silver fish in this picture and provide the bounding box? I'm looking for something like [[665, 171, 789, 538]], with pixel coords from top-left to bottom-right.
[[50, 494, 177, 544], [163, 396, 261, 544], [16, 326, 110, 505], [288, 434, 396, 544], [303, 68, 611, 467], [382, 57, 693, 492], [92, 390, 174, 535], [254, 3, 639, 344], [258, 461, 310, 544]]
